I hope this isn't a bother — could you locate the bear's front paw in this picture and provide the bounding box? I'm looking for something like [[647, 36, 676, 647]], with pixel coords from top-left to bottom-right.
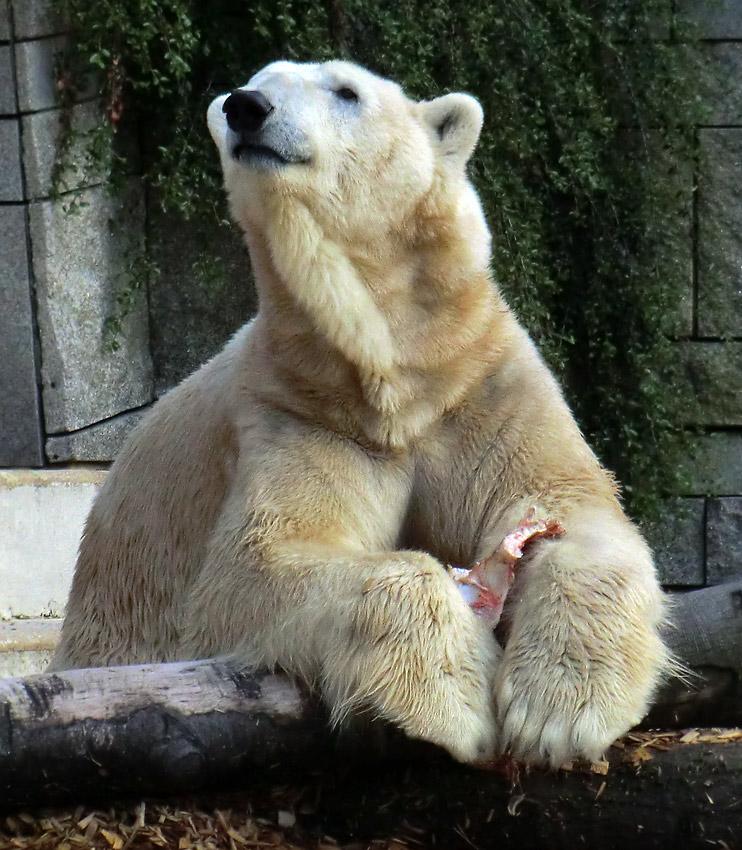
[[322, 559, 503, 766], [494, 653, 647, 767], [375, 622, 502, 765]]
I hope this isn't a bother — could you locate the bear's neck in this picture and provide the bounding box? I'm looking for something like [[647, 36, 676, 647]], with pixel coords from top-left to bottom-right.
[[242, 207, 514, 449]]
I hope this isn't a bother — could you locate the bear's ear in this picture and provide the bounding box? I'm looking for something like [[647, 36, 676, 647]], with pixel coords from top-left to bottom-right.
[[420, 93, 483, 167]]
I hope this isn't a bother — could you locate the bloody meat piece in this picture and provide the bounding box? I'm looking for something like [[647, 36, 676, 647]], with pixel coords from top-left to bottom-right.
[[448, 509, 565, 627]]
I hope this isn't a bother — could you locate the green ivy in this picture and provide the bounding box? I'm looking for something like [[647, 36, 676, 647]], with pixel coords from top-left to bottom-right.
[[54, 0, 708, 520]]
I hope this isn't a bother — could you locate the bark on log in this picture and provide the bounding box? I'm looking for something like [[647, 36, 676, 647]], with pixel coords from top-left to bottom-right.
[[645, 578, 742, 727], [0, 659, 329, 809], [315, 736, 742, 850], [1, 580, 741, 819]]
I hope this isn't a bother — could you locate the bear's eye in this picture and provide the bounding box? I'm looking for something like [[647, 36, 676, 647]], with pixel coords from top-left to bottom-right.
[[334, 86, 359, 102]]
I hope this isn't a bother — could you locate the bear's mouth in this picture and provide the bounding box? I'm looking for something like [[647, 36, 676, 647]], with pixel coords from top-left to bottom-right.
[[232, 141, 309, 166]]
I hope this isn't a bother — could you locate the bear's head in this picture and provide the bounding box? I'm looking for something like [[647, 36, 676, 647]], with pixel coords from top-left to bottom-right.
[[207, 60, 487, 246], [207, 61, 495, 434]]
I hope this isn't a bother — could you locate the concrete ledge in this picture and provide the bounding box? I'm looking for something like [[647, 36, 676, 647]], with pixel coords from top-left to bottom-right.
[[0, 650, 54, 678], [0, 616, 61, 652], [0, 467, 106, 618], [0, 617, 61, 678], [0, 467, 107, 488]]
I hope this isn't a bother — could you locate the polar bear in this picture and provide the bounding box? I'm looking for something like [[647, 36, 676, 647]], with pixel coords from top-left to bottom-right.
[[51, 60, 669, 767]]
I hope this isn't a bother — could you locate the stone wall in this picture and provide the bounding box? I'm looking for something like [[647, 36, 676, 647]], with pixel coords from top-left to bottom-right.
[[0, 0, 155, 468], [0, 0, 740, 589], [0, 0, 256, 467], [649, 0, 742, 585]]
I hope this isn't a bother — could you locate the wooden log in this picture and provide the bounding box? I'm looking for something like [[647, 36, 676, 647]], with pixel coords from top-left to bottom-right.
[[0, 658, 328, 809], [0, 580, 741, 815], [645, 578, 742, 727], [2, 734, 742, 849], [309, 733, 742, 850]]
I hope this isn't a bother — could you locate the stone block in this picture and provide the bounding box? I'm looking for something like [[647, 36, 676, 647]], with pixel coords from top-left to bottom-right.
[[706, 497, 742, 584], [148, 204, 256, 394], [0, 44, 15, 113], [0, 0, 9, 41], [701, 43, 742, 127], [30, 181, 154, 432], [645, 497, 705, 587], [46, 407, 148, 462], [0, 117, 23, 200], [650, 132, 695, 336], [15, 35, 65, 113], [697, 129, 742, 337], [681, 0, 742, 39], [22, 100, 110, 199], [10, 0, 64, 39], [649, 3, 672, 39], [616, 129, 693, 336], [14, 35, 99, 114], [682, 432, 742, 496], [0, 205, 44, 467], [0, 468, 105, 617], [680, 342, 742, 426]]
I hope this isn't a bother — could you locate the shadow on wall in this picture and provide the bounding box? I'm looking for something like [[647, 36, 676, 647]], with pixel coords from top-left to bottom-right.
[[148, 201, 257, 397]]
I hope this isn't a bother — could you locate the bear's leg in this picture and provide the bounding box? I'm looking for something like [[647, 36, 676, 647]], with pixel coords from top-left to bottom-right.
[[492, 505, 669, 766], [184, 543, 499, 763], [178, 424, 500, 764]]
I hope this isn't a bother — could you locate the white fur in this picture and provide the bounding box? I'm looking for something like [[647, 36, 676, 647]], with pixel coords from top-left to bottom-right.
[[51, 61, 669, 768]]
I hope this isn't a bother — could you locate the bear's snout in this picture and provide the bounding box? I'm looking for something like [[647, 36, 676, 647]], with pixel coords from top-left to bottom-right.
[[223, 89, 274, 134]]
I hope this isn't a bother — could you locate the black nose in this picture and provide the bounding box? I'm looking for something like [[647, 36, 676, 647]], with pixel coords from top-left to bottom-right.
[[222, 89, 273, 134]]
